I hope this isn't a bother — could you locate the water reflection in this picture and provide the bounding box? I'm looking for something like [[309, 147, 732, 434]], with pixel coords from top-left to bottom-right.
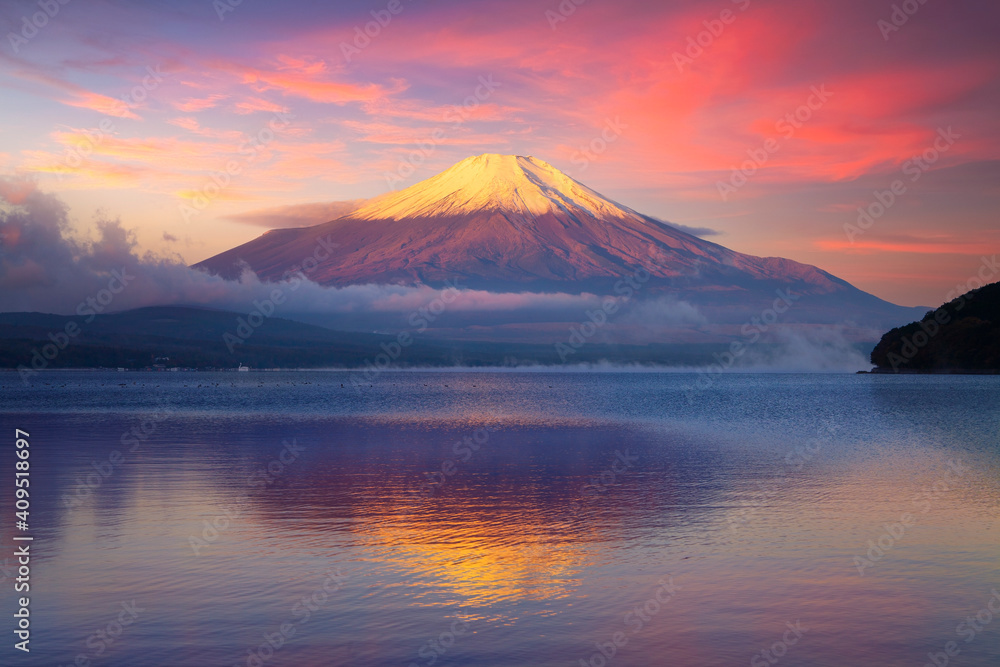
[[0, 372, 998, 666]]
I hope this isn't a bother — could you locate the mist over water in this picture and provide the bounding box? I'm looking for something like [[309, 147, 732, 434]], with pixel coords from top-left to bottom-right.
[[1, 371, 998, 666]]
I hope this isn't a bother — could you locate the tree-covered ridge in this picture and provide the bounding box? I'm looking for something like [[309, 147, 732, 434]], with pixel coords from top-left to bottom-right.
[[871, 281, 1000, 372]]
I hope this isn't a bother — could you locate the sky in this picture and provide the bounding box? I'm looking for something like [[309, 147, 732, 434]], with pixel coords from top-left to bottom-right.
[[0, 0, 998, 307]]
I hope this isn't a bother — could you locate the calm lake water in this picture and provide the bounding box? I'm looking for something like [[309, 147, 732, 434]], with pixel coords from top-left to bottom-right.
[[1, 371, 998, 667]]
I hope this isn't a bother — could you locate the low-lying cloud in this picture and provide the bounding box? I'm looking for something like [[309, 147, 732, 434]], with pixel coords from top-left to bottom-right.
[[733, 327, 871, 372]]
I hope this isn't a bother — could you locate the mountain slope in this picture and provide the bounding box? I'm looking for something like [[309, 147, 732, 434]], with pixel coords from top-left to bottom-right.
[[194, 154, 923, 328]]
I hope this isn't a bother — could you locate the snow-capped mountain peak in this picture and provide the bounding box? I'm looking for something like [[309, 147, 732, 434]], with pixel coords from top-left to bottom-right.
[[350, 154, 645, 222]]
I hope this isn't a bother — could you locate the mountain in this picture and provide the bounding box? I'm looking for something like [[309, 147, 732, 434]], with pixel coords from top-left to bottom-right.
[[870, 281, 1000, 373], [194, 154, 924, 330]]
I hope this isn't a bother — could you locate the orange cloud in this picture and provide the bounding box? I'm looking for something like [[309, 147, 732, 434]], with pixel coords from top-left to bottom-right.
[[0, 52, 146, 120], [20, 150, 157, 187], [166, 117, 244, 140], [173, 94, 228, 112], [62, 91, 141, 120], [233, 97, 291, 115], [212, 57, 403, 105]]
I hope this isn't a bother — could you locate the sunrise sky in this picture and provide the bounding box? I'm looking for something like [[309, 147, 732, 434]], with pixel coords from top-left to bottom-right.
[[1, 0, 997, 307]]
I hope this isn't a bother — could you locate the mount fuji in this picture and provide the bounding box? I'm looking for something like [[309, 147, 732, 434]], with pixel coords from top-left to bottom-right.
[[194, 154, 924, 336]]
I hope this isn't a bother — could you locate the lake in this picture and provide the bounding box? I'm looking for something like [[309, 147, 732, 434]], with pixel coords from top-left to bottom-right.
[[1, 371, 998, 666]]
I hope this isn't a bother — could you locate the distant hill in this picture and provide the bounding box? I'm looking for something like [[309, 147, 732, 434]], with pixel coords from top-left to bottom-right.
[[0, 306, 405, 371], [0, 305, 755, 371], [870, 281, 1000, 373]]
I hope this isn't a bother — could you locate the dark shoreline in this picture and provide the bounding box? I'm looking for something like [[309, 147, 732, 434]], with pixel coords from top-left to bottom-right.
[[859, 368, 1000, 375]]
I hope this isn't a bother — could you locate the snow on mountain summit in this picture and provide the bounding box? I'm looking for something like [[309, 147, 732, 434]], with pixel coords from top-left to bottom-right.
[[350, 154, 647, 223]]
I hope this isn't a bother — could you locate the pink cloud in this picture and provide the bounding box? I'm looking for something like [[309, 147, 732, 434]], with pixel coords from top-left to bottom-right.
[[172, 93, 228, 112], [166, 117, 244, 140], [233, 96, 291, 115], [210, 57, 404, 104]]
